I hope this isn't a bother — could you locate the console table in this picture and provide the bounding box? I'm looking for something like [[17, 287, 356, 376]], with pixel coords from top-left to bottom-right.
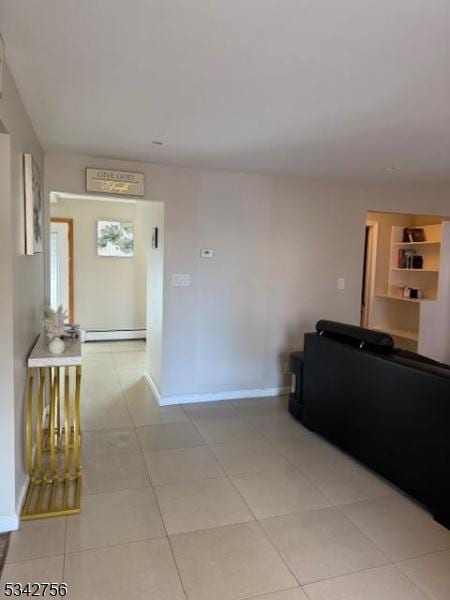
[[22, 335, 82, 520]]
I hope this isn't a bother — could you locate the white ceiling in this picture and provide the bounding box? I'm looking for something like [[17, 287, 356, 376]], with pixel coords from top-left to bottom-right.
[[1, 0, 449, 181]]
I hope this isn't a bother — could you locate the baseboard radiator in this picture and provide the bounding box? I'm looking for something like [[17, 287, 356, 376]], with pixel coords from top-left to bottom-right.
[[84, 328, 146, 342]]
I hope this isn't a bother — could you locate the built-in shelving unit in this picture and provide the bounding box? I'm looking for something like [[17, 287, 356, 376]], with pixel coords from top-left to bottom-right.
[[387, 224, 441, 304], [374, 326, 418, 342], [369, 221, 450, 359]]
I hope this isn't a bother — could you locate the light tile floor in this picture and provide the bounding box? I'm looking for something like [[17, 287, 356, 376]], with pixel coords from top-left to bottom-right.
[[2, 340, 450, 600]]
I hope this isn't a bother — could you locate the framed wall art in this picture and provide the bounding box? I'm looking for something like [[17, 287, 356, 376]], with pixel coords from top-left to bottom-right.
[[24, 153, 44, 255], [96, 220, 134, 257]]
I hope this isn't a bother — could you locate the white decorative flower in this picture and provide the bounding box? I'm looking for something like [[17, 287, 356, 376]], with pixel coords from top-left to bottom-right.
[[43, 305, 67, 340]]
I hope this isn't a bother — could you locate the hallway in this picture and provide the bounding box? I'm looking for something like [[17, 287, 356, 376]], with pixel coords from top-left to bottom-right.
[[2, 341, 450, 599]]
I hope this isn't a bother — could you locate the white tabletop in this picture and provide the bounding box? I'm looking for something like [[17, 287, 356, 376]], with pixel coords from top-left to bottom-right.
[[28, 334, 82, 367]]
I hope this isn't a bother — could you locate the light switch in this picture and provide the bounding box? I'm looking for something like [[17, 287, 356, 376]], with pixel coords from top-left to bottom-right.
[[337, 277, 346, 290], [200, 248, 213, 258], [172, 274, 191, 287]]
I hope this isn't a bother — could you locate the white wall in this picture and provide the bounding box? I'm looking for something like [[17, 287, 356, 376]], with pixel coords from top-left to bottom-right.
[[140, 201, 164, 391], [0, 65, 44, 529], [0, 130, 16, 529], [50, 197, 146, 330], [45, 152, 450, 403]]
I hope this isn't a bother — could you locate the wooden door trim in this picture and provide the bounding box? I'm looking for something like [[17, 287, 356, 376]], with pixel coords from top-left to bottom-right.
[[51, 218, 74, 323]]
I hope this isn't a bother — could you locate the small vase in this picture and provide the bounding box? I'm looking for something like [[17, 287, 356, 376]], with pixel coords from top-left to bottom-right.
[[49, 337, 66, 355]]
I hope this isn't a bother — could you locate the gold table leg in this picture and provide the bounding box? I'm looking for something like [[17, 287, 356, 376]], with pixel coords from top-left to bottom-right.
[[22, 365, 82, 520]]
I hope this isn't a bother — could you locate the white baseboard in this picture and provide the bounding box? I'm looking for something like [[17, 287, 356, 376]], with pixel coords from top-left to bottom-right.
[[0, 514, 19, 533], [17, 475, 30, 513], [0, 475, 29, 533], [85, 329, 146, 342], [143, 376, 289, 406], [144, 372, 162, 404]]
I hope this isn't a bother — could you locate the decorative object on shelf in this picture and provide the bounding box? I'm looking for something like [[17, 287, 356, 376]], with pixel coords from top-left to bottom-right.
[[48, 337, 66, 354], [97, 220, 134, 257], [23, 154, 44, 255], [402, 286, 423, 299], [412, 255, 423, 269], [44, 305, 68, 354], [403, 227, 426, 243], [65, 323, 81, 340], [411, 228, 426, 242]]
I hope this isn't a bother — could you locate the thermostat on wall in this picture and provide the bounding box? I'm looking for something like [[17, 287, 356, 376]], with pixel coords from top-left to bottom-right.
[[200, 249, 213, 258]]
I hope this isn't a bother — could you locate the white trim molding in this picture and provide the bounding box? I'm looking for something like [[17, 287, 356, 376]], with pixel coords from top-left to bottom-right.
[[17, 475, 30, 514], [0, 514, 19, 533], [84, 328, 146, 342], [0, 475, 30, 533], [143, 375, 289, 406], [144, 372, 162, 404]]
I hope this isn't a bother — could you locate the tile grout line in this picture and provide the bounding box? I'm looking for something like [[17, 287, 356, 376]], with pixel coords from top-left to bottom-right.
[[396, 546, 450, 565], [123, 345, 189, 600], [68, 345, 111, 575], [143, 442, 190, 600], [300, 562, 433, 599], [72, 360, 446, 599], [49, 537, 180, 574], [63, 533, 169, 557], [70, 347, 155, 549], [61, 517, 68, 581], [156, 395, 307, 595], [214, 438, 306, 593], [291, 445, 437, 599], [242, 586, 307, 600], [83, 343, 188, 598], [273, 437, 400, 575], [219, 446, 382, 594], [182, 406, 424, 593], [393, 565, 433, 600]]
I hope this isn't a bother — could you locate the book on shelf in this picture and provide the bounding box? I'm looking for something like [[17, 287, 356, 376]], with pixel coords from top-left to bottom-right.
[[397, 249, 422, 269]]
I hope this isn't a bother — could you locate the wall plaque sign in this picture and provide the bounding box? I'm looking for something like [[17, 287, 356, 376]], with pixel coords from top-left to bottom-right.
[[86, 168, 144, 196]]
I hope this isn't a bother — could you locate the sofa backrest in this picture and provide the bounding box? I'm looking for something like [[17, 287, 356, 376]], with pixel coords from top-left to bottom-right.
[[315, 319, 394, 353], [302, 331, 450, 518]]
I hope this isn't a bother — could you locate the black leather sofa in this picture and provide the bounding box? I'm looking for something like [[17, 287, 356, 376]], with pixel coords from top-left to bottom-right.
[[289, 320, 450, 529]]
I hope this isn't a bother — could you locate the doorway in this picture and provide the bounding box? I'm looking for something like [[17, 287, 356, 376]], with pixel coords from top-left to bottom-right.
[[50, 218, 74, 322], [360, 221, 377, 328], [48, 192, 165, 406], [49, 194, 149, 341]]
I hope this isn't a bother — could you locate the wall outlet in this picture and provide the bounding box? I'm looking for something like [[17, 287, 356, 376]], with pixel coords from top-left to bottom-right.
[[337, 277, 346, 290], [172, 274, 191, 287]]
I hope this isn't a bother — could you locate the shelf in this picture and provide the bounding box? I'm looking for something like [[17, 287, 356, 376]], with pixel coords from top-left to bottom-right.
[[392, 241, 440, 246], [28, 334, 82, 367], [374, 326, 418, 342], [375, 294, 435, 303], [391, 268, 439, 272]]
